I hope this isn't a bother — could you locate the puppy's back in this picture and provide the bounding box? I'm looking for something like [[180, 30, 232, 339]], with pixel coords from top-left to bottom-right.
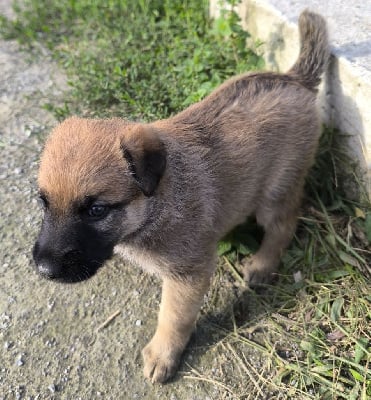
[[161, 10, 329, 236]]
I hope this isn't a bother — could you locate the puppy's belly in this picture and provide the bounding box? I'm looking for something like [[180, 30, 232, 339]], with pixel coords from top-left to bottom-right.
[[114, 244, 163, 276]]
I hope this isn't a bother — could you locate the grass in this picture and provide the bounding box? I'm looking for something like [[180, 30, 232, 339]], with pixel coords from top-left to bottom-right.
[[1, 0, 370, 398], [0, 0, 263, 120]]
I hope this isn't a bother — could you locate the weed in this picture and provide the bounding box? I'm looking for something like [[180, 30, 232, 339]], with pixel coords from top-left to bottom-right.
[[0, 0, 263, 120]]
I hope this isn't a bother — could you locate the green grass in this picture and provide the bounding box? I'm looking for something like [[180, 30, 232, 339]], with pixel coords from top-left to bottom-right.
[[0, 0, 263, 120], [1, 0, 370, 398]]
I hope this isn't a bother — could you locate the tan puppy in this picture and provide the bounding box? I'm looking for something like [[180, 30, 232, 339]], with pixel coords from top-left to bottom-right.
[[33, 10, 329, 383]]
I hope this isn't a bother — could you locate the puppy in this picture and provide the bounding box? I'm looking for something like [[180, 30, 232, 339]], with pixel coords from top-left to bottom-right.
[[33, 10, 329, 383]]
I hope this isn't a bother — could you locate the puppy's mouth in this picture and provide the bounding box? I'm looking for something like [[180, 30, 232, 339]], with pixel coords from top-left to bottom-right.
[[33, 243, 110, 284], [36, 261, 102, 284]]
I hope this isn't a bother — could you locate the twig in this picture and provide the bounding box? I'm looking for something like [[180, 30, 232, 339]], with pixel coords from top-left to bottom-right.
[[96, 309, 121, 332], [223, 256, 245, 285], [224, 342, 265, 398]]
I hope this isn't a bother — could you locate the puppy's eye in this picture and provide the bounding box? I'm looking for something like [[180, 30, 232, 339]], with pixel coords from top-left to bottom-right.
[[87, 204, 109, 219], [38, 194, 48, 209]]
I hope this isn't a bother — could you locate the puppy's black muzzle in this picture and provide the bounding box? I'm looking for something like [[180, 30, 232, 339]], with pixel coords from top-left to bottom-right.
[[33, 213, 113, 283], [33, 243, 94, 283]]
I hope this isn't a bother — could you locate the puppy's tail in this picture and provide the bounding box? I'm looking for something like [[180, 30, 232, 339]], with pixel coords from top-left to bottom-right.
[[288, 10, 329, 91]]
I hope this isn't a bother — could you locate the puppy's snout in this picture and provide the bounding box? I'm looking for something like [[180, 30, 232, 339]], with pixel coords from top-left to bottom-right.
[[33, 241, 82, 280]]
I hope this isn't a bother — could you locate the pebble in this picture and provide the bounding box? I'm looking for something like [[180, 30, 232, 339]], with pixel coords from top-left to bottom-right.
[[48, 384, 56, 393], [293, 270, 303, 283], [135, 319, 142, 326], [15, 355, 24, 367]]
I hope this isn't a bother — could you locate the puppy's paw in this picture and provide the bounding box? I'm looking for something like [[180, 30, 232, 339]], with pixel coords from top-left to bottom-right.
[[142, 335, 182, 383], [242, 256, 276, 287]]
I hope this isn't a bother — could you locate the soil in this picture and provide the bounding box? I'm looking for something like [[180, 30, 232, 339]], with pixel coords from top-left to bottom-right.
[[0, 3, 242, 399]]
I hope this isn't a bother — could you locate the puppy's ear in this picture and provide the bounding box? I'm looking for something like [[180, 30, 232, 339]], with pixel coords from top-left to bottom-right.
[[121, 125, 166, 197]]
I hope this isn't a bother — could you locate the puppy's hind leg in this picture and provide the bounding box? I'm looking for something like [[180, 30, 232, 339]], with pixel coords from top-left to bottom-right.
[[142, 270, 212, 383], [243, 195, 301, 286]]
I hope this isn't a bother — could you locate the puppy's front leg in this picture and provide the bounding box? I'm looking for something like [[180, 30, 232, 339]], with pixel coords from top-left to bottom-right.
[[142, 273, 211, 383]]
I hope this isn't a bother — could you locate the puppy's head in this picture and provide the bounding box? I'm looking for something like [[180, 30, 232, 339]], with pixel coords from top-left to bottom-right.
[[33, 117, 166, 283]]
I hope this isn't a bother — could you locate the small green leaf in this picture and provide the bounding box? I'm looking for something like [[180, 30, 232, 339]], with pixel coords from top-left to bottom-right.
[[355, 207, 366, 219], [350, 368, 364, 382], [213, 17, 232, 37], [325, 233, 336, 248], [354, 337, 369, 363], [311, 364, 333, 374], [339, 251, 359, 267], [330, 297, 344, 322], [300, 340, 315, 353], [217, 240, 232, 256], [326, 270, 351, 280], [236, 243, 251, 256]]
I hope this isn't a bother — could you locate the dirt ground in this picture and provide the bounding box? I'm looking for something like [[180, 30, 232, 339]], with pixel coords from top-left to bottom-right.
[[0, 3, 250, 400]]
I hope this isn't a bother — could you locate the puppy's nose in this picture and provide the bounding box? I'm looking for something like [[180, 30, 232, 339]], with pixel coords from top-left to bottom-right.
[[37, 262, 58, 279], [34, 244, 84, 280]]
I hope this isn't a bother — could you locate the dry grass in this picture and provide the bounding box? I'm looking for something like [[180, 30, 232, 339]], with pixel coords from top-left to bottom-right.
[[195, 128, 371, 399]]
